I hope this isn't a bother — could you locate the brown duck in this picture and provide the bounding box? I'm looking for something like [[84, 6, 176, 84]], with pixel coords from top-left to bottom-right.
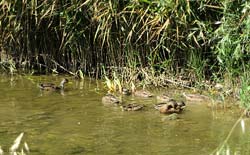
[[120, 103, 144, 111], [183, 92, 209, 102], [156, 93, 173, 103], [155, 100, 186, 114], [102, 93, 121, 105], [131, 82, 153, 98], [39, 78, 69, 91]]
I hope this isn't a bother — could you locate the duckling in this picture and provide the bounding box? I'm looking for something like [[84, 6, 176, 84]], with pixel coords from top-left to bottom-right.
[[156, 93, 173, 103], [102, 93, 121, 105], [131, 82, 153, 98], [134, 90, 153, 98], [155, 100, 177, 114], [120, 103, 144, 111], [183, 92, 209, 102], [39, 78, 69, 91], [155, 100, 185, 114]]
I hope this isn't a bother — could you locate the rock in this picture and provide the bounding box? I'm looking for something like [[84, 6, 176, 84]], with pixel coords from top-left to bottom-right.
[[162, 113, 179, 121]]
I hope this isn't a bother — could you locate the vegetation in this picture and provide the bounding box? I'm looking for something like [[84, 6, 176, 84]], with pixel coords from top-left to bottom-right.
[[0, 1, 250, 108]]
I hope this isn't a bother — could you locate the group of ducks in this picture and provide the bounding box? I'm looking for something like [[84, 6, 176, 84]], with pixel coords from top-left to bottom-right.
[[102, 85, 187, 114], [38, 78, 210, 115]]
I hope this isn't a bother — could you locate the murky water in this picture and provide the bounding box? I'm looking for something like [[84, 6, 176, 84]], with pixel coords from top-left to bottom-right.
[[0, 74, 249, 155]]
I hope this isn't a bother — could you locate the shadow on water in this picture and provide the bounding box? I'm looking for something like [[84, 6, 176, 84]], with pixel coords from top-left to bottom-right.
[[0, 74, 249, 155]]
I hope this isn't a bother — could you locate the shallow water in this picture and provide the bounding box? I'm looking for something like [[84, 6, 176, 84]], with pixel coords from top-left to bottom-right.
[[0, 74, 249, 155]]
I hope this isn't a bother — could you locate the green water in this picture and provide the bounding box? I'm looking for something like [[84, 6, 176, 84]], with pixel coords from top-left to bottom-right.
[[0, 74, 249, 155]]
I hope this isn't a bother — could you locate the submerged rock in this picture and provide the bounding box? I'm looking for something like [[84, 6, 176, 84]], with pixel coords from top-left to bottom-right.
[[65, 145, 86, 154], [162, 113, 179, 121]]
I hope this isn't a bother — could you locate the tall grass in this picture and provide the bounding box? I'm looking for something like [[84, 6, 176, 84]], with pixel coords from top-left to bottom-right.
[[239, 73, 250, 111], [213, 1, 250, 78], [0, 0, 249, 88], [0, 1, 217, 75]]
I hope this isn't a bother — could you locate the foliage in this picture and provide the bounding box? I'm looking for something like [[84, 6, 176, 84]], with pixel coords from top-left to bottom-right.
[[212, 1, 250, 77], [239, 74, 250, 110], [0, 0, 249, 89], [0, 0, 218, 75]]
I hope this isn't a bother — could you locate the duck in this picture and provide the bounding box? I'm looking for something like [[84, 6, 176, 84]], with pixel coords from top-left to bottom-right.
[[102, 93, 121, 105], [183, 92, 209, 102], [120, 103, 144, 111], [134, 90, 153, 98], [39, 78, 69, 91], [175, 101, 186, 110], [156, 93, 173, 103], [131, 82, 153, 98], [154, 100, 185, 114]]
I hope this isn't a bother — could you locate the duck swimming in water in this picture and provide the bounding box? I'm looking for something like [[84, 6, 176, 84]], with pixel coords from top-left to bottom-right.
[[39, 78, 69, 91], [154, 100, 186, 114], [120, 103, 144, 111], [131, 82, 153, 98], [183, 92, 209, 102], [156, 93, 173, 103], [102, 93, 121, 105]]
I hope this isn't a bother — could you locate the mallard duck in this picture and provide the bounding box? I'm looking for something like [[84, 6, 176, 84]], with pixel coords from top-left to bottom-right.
[[154, 100, 185, 114], [120, 103, 144, 111], [175, 101, 186, 110], [156, 93, 173, 103], [131, 82, 153, 98], [102, 93, 121, 105], [183, 92, 209, 102], [39, 78, 69, 91]]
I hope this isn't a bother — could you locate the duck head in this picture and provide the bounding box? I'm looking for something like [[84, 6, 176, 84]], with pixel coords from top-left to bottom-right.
[[59, 78, 69, 89]]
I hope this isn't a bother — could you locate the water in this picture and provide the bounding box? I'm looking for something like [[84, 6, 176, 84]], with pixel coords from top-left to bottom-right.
[[0, 74, 249, 155]]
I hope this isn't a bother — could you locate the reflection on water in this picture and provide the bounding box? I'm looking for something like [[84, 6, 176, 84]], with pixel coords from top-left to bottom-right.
[[0, 74, 249, 155]]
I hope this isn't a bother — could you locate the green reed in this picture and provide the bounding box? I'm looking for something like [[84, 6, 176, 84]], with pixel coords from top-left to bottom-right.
[[239, 72, 250, 110], [213, 1, 250, 79], [0, 0, 249, 90]]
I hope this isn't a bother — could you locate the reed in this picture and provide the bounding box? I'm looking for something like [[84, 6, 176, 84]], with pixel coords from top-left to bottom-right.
[[0, 0, 249, 91], [0, 132, 29, 155], [239, 73, 250, 111]]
